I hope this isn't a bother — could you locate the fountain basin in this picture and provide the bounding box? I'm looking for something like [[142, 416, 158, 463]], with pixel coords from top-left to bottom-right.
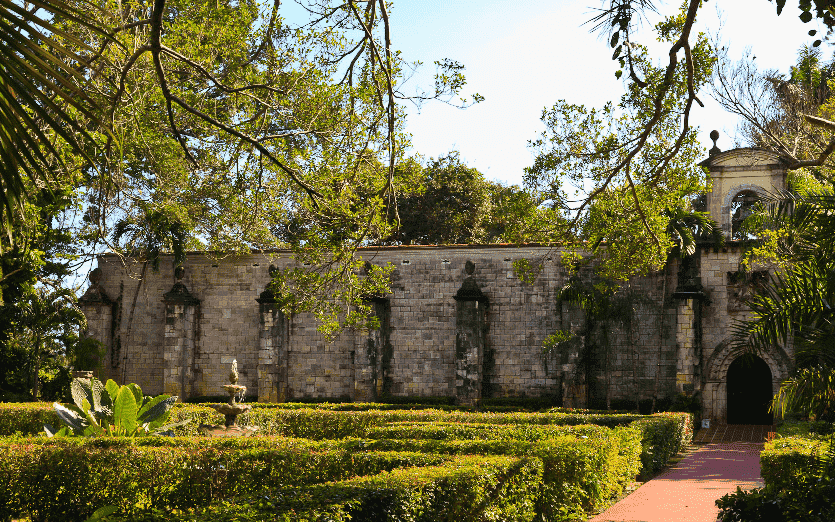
[[211, 403, 251, 417], [222, 384, 247, 396]]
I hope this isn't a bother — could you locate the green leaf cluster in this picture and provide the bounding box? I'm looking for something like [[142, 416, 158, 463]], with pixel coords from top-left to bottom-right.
[[45, 376, 186, 437]]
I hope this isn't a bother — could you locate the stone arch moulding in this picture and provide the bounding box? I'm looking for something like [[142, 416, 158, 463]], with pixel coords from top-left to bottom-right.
[[720, 183, 770, 236], [702, 339, 792, 424]]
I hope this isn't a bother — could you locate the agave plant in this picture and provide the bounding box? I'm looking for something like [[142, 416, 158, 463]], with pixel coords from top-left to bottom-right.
[[45, 377, 189, 437]]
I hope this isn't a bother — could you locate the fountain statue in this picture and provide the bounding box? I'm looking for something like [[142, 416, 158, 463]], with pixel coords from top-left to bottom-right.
[[199, 359, 258, 437]]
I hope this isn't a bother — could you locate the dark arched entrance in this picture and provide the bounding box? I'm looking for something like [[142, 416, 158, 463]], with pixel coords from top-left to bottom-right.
[[727, 354, 773, 424]]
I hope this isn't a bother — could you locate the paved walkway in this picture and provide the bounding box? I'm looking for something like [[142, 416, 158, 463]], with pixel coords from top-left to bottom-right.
[[693, 424, 773, 444], [589, 442, 764, 522]]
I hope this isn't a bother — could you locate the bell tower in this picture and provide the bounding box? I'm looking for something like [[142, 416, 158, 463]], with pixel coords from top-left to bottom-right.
[[699, 131, 790, 239]]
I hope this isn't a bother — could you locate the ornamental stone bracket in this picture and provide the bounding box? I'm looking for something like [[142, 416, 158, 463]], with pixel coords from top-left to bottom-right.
[[162, 267, 200, 400], [453, 260, 488, 407]]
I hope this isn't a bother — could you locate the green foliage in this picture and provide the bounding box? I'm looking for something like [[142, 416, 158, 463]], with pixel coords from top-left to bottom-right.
[[0, 0, 107, 242], [387, 152, 560, 247], [772, 367, 835, 421], [393, 152, 491, 245], [732, 192, 835, 421], [760, 436, 829, 490], [717, 434, 835, 522], [542, 330, 574, 355], [525, 8, 714, 281], [102, 456, 542, 522], [631, 412, 693, 476], [0, 186, 86, 400], [0, 438, 456, 521], [0, 404, 693, 521], [512, 258, 543, 285], [46, 377, 185, 437], [0, 402, 60, 435]]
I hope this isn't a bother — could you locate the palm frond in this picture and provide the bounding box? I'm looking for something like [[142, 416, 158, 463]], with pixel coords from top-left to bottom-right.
[[0, 0, 110, 246], [772, 367, 835, 420]]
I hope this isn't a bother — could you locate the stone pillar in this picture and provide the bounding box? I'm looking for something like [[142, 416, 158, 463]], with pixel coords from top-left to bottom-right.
[[256, 270, 288, 403], [162, 268, 200, 400], [353, 298, 390, 402], [673, 255, 705, 396], [453, 260, 488, 407], [77, 268, 113, 377]]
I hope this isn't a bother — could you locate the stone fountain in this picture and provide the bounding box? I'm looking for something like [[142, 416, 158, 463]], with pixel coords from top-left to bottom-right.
[[198, 360, 259, 437]]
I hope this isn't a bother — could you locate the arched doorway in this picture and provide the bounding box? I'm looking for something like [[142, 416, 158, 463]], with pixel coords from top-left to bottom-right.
[[726, 354, 773, 424]]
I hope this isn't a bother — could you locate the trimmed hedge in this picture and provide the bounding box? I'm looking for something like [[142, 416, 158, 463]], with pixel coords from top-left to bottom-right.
[[0, 438, 451, 521], [0, 402, 690, 440], [717, 430, 835, 521], [0, 402, 57, 436], [631, 412, 693, 475], [108, 455, 543, 522], [0, 404, 692, 521], [363, 422, 612, 441], [0, 428, 642, 521], [760, 436, 830, 490], [348, 424, 642, 514]]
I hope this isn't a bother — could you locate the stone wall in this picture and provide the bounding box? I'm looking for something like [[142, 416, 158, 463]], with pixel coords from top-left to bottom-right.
[[78, 242, 793, 422]]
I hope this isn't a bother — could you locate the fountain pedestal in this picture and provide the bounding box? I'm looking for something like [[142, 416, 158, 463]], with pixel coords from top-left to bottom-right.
[[199, 364, 259, 437]]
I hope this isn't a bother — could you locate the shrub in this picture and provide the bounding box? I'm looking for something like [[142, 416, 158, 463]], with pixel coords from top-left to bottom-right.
[[47, 378, 186, 437], [631, 412, 693, 476], [0, 402, 660, 437], [0, 402, 57, 436], [0, 437, 452, 521], [105, 456, 543, 522], [717, 429, 835, 521], [344, 424, 642, 516], [717, 470, 835, 522], [760, 436, 829, 490]]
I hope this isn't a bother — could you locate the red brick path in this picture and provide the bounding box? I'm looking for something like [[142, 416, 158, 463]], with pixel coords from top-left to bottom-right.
[[588, 441, 764, 522]]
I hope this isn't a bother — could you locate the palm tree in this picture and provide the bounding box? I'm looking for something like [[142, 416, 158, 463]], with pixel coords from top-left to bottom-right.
[[0, 0, 106, 246], [732, 190, 835, 420]]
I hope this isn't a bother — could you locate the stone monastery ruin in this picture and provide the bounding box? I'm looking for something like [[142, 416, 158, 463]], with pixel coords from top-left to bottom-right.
[[80, 148, 793, 425]]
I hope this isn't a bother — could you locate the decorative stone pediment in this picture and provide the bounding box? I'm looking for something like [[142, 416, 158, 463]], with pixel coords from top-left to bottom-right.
[[163, 282, 199, 304], [700, 148, 788, 169]]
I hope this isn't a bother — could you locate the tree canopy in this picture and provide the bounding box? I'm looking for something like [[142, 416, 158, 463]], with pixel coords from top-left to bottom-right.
[[390, 152, 559, 246], [2, 0, 484, 339]]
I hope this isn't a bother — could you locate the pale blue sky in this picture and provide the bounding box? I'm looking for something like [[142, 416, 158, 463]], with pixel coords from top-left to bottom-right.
[[386, 1, 828, 186]]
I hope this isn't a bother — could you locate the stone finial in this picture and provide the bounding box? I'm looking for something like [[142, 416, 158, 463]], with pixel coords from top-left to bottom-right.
[[465, 260, 475, 275], [174, 265, 185, 280], [709, 130, 721, 157], [229, 359, 239, 384], [79, 268, 111, 305]]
